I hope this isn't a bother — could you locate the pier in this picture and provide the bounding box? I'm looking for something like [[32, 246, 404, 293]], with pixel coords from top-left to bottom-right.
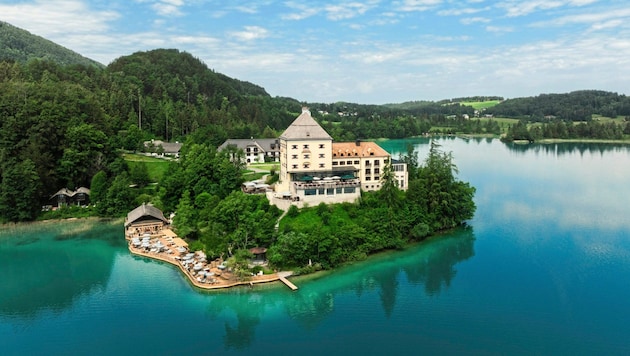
[[278, 272, 298, 291]]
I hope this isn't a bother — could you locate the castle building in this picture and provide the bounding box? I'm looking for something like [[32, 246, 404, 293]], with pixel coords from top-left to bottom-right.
[[273, 107, 407, 207]]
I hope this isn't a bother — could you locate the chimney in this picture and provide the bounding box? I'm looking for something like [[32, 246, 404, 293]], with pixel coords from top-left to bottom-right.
[[355, 139, 361, 146]]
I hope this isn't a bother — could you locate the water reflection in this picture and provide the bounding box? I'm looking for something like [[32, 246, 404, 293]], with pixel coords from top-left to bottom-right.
[[200, 227, 476, 350], [0, 222, 118, 320], [504, 141, 630, 156]]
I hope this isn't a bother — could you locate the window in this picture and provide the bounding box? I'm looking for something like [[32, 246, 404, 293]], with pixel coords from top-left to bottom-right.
[[292, 155, 298, 159], [292, 145, 298, 149], [319, 163, 325, 168], [303, 164, 310, 169], [374, 168, 380, 174], [318, 188, 325, 195], [346, 160, 352, 165], [303, 144, 309, 149], [365, 168, 371, 174], [332, 162, 338, 166], [246, 148, 251, 152], [305, 189, 316, 196], [344, 187, 356, 193], [374, 176, 380, 181], [336, 187, 343, 194], [369, 152, 374, 156], [354, 160, 359, 165], [340, 161, 345, 165], [319, 154, 325, 158], [292, 164, 298, 169], [365, 160, 371, 166], [319, 144, 325, 149], [327, 188, 334, 195], [374, 160, 380, 166], [365, 177, 371, 181], [304, 154, 310, 159]]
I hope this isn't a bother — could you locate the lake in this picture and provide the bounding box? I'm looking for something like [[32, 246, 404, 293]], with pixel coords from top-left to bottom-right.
[[2, 137, 630, 355]]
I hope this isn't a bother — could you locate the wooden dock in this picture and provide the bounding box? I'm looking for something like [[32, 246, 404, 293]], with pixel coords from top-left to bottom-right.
[[278, 272, 298, 291]]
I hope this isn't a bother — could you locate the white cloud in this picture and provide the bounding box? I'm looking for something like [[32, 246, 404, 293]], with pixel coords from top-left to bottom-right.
[[394, 0, 442, 12], [438, 6, 488, 16], [325, 1, 379, 21], [461, 16, 490, 25], [530, 7, 630, 29], [281, 2, 320, 20], [498, 0, 598, 18], [228, 26, 269, 41], [0, 0, 119, 37]]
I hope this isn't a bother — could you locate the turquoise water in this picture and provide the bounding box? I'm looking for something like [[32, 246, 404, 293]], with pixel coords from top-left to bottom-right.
[[2, 138, 630, 355]]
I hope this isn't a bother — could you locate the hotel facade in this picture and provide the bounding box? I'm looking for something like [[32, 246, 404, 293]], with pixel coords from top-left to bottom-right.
[[273, 108, 408, 206]]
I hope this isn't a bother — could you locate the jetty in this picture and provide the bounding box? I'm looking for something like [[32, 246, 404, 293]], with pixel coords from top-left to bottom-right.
[[278, 271, 298, 291]]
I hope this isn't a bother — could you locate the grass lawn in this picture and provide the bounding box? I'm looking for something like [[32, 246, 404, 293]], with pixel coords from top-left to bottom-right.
[[123, 153, 171, 183], [460, 100, 501, 110], [249, 163, 280, 171]]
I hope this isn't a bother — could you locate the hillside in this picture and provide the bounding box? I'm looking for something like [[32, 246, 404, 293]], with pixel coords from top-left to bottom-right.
[[0, 21, 103, 67], [486, 90, 630, 121]]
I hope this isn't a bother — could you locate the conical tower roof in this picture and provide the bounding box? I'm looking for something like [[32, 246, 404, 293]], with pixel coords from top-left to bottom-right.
[[279, 108, 332, 140]]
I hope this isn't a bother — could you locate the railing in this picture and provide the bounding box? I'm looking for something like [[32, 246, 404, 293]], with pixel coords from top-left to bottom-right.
[[293, 180, 360, 189]]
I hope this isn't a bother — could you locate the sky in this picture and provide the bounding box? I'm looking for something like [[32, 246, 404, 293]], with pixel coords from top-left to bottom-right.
[[1, 0, 629, 104]]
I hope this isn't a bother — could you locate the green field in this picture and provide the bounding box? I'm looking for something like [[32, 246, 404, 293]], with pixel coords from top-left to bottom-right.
[[123, 153, 171, 183], [460, 100, 501, 110]]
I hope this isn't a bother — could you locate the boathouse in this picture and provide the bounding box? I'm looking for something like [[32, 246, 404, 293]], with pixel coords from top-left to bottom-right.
[[125, 203, 169, 238]]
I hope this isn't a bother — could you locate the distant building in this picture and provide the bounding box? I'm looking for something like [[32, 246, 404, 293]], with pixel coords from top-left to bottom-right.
[[50, 187, 91, 208], [218, 138, 280, 164], [143, 139, 183, 158]]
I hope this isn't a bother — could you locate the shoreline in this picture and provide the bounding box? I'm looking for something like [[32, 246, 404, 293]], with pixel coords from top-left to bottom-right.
[[125, 229, 297, 291]]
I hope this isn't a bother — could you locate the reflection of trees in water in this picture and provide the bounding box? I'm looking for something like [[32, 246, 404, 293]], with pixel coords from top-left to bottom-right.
[[205, 290, 272, 351], [402, 227, 475, 296], [203, 227, 476, 347], [0, 222, 118, 320], [505, 142, 630, 157], [284, 291, 335, 330]]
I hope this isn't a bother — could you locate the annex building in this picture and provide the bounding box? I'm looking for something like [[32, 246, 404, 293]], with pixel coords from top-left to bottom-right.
[[272, 108, 407, 207]]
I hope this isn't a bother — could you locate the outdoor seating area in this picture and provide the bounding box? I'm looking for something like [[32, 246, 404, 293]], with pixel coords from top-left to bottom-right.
[[126, 227, 295, 290]]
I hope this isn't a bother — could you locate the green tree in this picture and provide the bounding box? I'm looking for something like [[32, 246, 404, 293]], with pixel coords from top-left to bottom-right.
[[89, 170, 108, 205], [129, 162, 150, 188], [98, 172, 136, 216], [0, 159, 41, 222]]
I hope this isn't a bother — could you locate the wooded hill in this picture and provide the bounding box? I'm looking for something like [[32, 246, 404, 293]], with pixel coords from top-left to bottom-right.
[[0, 21, 627, 222], [0, 21, 102, 68], [486, 90, 630, 121]]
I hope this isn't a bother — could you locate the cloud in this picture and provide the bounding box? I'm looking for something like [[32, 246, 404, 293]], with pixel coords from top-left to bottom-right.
[[324, 1, 379, 21], [461, 17, 491, 25], [438, 6, 488, 16], [228, 26, 269, 41], [498, 0, 598, 18], [530, 7, 630, 29], [281, 2, 320, 20], [0, 0, 119, 36], [135, 0, 185, 16], [394, 0, 442, 12]]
